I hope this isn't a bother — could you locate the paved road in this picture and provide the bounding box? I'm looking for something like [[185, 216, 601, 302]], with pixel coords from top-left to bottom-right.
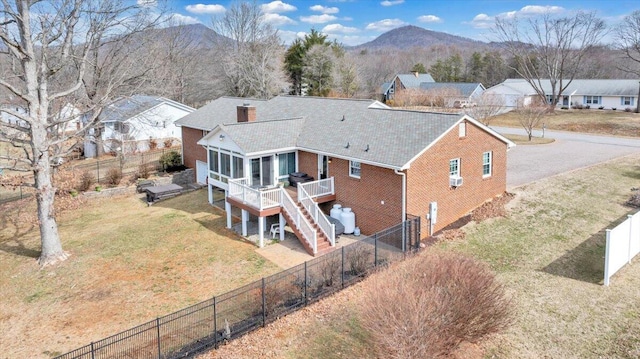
[[493, 127, 640, 188]]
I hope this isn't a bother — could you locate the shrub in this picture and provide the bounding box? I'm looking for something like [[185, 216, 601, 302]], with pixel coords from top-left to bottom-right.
[[560, 106, 569, 110], [585, 105, 590, 109], [358, 252, 512, 359], [598, 106, 604, 110], [573, 103, 583, 109], [78, 171, 95, 192], [612, 107, 617, 111], [149, 139, 158, 150], [163, 139, 173, 148], [625, 107, 633, 112], [136, 163, 153, 179], [159, 150, 182, 170], [105, 167, 123, 186]]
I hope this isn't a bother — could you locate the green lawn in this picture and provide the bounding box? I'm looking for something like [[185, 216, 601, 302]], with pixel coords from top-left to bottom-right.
[[0, 189, 280, 358]]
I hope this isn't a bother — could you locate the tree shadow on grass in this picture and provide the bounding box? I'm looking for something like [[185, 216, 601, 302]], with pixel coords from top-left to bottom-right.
[[541, 213, 632, 285], [0, 200, 40, 259], [621, 166, 640, 181]]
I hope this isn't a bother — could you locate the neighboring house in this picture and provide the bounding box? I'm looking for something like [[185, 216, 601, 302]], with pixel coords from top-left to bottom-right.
[[418, 82, 485, 107], [0, 104, 28, 129], [93, 95, 195, 156], [177, 95, 514, 256], [381, 72, 436, 101], [485, 79, 640, 110]]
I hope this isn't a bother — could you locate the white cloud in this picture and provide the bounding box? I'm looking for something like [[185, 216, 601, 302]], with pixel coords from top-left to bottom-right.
[[261, 1, 297, 14], [300, 14, 338, 24], [310, 5, 339, 14], [279, 30, 306, 44], [262, 13, 297, 26], [417, 15, 442, 23], [342, 16, 353, 21], [365, 18, 407, 31], [185, 4, 225, 15], [170, 13, 201, 25], [381, 0, 404, 6], [322, 23, 359, 34], [469, 5, 564, 29], [519, 5, 564, 15]]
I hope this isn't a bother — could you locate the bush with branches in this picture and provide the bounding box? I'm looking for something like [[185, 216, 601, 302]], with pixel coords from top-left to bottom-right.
[[105, 167, 123, 186], [78, 171, 95, 192], [358, 251, 512, 359], [159, 150, 182, 170]]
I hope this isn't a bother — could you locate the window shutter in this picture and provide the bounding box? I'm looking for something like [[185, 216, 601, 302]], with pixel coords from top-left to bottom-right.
[[583, 96, 586, 104]]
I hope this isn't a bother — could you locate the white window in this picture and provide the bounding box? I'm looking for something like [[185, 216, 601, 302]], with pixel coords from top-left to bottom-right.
[[584, 96, 601, 105], [349, 161, 361, 178], [483, 151, 492, 177], [449, 158, 460, 177], [622, 97, 635, 106], [278, 152, 296, 179], [458, 122, 466, 137]]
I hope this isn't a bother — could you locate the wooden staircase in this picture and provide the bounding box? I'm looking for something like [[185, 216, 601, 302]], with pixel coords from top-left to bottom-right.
[[281, 200, 334, 257]]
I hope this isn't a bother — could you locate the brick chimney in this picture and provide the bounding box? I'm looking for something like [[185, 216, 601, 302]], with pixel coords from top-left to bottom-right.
[[237, 102, 256, 123]]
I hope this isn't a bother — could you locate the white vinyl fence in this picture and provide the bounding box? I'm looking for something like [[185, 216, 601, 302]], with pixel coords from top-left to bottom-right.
[[604, 211, 640, 286]]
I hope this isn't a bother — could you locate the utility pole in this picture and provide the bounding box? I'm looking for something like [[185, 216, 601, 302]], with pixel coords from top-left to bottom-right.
[[636, 81, 640, 114]]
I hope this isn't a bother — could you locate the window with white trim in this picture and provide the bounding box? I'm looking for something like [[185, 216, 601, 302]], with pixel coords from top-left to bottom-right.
[[449, 158, 460, 177], [622, 96, 635, 106], [584, 96, 601, 105], [208, 147, 244, 183], [482, 151, 492, 177], [349, 161, 361, 178], [278, 152, 296, 179]]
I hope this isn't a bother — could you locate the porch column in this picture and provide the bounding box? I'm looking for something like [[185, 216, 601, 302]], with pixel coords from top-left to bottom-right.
[[207, 183, 213, 205], [258, 216, 265, 247], [225, 199, 232, 229], [241, 209, 248, 237], [279, 213, 285, 241]]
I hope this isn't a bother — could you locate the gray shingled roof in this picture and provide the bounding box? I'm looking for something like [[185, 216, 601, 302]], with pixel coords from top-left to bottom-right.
[[396, 73, 435, 88], [99, 95, 193, 123], [499, 79, 640, 96], [221, 118, 305, 153], [419, 82, 484, 97]]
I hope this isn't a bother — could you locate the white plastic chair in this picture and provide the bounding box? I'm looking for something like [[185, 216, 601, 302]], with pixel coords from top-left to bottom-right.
[[270, 223, 280, 239]]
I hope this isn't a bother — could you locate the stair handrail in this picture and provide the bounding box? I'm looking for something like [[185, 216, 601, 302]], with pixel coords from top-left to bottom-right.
[[298, 186, 335, 246], [281, 188, 317, 254]]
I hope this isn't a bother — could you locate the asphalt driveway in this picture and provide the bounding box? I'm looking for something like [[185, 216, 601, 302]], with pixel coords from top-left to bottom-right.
[[495, 127, 640, 188]]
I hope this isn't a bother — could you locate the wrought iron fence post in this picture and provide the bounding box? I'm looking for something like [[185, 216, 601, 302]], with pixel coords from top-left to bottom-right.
[[374, 233, 378, 267], [304, 261, 308, 306], [213, 297, 218, 349], [90, 342, 95, 359], [262, 278, 266, 327], [156, 317, 161, 359], [341, 246, 345, 288], [96, 160, 100, 183], [416, 217, 421, 250]]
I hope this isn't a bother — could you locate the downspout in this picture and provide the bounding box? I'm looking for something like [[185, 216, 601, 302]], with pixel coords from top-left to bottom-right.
[[395, 168, 407, 252], [394, 169, 406, 222]]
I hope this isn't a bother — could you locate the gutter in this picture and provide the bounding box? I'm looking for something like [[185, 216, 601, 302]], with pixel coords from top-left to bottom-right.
[[394, 169, 406, 223]]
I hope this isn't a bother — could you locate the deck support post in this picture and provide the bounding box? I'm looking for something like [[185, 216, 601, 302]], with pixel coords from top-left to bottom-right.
[[241, 209, 248, 237], [225, 199, 232, 229], [279, 213, 285, 241], [258, 216, 265, 247]]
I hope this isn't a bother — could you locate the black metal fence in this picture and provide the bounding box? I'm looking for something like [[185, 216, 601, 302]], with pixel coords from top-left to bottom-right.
[[54, 217, 421, 359], [71, 147, 180, 184]]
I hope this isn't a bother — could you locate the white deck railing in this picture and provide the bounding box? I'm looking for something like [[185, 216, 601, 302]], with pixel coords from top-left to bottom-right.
[[228, 178, 280, 210], [298, 185, 335, 246], [298, 178, 334, 200], [281, 189, 317, 254]]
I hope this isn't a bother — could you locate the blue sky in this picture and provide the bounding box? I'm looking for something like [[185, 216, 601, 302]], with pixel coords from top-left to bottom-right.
[[152, 0, 638, 45]]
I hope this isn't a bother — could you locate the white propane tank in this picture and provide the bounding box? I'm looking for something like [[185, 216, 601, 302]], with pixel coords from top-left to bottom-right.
[[330, 204, 342, 220], [341, 208, 355, 234]]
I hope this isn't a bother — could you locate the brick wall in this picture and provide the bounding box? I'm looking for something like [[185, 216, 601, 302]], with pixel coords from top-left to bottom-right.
[[406, 120, 508, 236], [297, 150, 403, 235], [181, 127, 207, 171]]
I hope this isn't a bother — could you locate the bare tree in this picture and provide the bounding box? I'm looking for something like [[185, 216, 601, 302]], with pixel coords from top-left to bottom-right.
[[0, 0, 163, 266], [617, 10, 640, 77], [211, 1, 288, 98], [493, 11, 607, 109], [516, 99, 547, 141], [467, 93, 506, 126]]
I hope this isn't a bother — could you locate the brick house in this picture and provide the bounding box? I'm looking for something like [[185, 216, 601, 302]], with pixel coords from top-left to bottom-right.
[[176, 96, 514, 255]]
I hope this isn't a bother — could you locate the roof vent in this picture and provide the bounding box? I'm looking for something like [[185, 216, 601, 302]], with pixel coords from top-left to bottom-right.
[[365, 144, 369, 152], [243, 101, 250, 106], [341, 115, 345, 121], [345, 142, 350, 149]]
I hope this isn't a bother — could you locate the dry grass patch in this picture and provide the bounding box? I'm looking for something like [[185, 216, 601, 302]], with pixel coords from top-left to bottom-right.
[[440, 153, 640, 358], [491, 109, 640, 137], [503, 134, 555, 145], [0, 189, 280, 358]]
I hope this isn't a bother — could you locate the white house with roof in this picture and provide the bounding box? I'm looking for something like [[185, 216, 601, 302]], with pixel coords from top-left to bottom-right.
[[485, 79, 640, 110], [178, 95, 514, 257], [419, 82, 485, 107], [94, 95, 195, 156]]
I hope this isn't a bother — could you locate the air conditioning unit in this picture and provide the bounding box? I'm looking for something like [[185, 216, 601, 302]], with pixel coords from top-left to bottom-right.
[[449, 176, 463, 187]]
